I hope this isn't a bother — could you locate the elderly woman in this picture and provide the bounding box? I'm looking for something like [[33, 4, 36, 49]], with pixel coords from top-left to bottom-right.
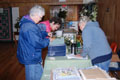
[[17, 5, 53, 80], [78, 16, 112, 72]]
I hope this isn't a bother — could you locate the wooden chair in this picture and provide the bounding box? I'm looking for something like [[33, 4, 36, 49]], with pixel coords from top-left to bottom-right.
[[109, 50, 120, 79], [110, 42, 117, 53]]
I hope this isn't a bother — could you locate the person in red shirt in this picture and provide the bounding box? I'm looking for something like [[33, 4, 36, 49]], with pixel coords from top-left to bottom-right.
[[38, 17, 62, 37]]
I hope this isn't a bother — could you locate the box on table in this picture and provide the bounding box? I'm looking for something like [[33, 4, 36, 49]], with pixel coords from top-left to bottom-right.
[[47, 44, 66, 57], [51, 66, 116, 80], [79, 66, 117, 80], [51, 67, 82, 80]]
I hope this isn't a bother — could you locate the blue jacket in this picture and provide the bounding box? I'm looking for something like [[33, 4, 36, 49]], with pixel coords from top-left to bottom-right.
[[81, 21, 112, 64], [17, 15, 50, 65]]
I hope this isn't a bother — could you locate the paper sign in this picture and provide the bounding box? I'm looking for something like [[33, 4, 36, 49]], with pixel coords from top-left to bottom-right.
[[59, 0, 66, 2], [0, 8, 3, 13]]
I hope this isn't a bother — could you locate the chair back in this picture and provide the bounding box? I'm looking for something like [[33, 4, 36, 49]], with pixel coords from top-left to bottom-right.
[[111, 42, 117, 53]]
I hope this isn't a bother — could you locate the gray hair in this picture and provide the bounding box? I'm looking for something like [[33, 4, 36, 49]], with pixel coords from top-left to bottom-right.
[[29, 5, 45, 17], [79, 16, 90, 23]]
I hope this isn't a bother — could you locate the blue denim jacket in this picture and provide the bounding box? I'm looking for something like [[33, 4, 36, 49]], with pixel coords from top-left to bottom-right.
[[17, 15, 50, 64]]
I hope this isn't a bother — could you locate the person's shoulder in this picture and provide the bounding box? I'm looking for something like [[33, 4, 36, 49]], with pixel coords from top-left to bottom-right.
[[37, 23, 46, 26], [83, 24, 93, 33], [37, 23, 46, 31], [24, 22, 34, 28], [21, 22, 36, 30], [86, 21, 99, 29]]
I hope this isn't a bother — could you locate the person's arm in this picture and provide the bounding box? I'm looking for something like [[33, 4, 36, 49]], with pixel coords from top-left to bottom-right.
[[41, 31, 49, 38], [24, 23, 50, 49], [81, 28, 92, 57], [37, 23, 48, 37]]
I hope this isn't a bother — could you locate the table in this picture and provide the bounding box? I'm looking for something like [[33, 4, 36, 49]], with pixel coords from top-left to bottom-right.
[[41, 56, 92, 80]]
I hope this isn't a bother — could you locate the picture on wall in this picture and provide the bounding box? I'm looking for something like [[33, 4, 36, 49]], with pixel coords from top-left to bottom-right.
[[0, 7, 13, 42]]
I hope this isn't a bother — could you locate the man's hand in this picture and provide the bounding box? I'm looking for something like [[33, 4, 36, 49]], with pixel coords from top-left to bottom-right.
[[75, 54, 82, 58]]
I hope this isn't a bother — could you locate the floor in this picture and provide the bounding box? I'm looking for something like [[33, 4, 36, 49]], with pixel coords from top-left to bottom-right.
[[0, 42, 47, 80]]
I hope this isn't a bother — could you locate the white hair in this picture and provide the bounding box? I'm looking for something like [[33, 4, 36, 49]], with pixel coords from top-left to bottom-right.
[[79, 16, 90, 23], [29, 5, 45, 17]]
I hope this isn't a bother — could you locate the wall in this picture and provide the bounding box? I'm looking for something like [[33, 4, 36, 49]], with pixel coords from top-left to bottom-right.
[[0, 0, 82, 41], [97, 0, 120, 49], [115, 0, 120, 49], [0, 2, 50, 20]]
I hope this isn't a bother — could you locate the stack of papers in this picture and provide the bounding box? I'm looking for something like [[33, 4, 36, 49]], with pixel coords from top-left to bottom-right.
[[66, 54, 88, 59]]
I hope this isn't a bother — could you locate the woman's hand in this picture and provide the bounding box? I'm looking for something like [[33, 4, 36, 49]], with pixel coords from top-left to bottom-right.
[[48, 32, 52, 37], [49, 37, 55, 42]]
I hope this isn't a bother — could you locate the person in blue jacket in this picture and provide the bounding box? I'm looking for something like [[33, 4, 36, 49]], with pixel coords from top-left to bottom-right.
[[78, 16, 112, 72], [17, 5, 53, 80]]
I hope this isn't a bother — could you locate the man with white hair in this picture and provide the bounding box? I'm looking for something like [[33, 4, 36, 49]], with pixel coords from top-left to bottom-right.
[[17, 5, 53, 80], [78, 16, 112, 72]]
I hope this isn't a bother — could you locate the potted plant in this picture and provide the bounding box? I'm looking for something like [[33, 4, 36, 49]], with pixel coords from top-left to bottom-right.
[[58, 8, 67, 19], [15, 17, 21, 32], [80, 2, 98, 21], [58, 6, 68, 24]]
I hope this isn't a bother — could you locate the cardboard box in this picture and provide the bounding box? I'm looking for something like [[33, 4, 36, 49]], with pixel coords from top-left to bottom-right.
[[79, 67, 117, 80]]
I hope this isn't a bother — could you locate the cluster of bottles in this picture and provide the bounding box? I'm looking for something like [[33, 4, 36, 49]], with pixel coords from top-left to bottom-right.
[[64, 34, 83, 55]]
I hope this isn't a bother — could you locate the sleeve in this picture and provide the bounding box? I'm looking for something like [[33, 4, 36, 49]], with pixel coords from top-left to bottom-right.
[[41, 31, 48, 38], [81, 28, 92, 57], [24, 23, 50, 49], [37, 23, 48, 37], [37, 23, 46, 31]]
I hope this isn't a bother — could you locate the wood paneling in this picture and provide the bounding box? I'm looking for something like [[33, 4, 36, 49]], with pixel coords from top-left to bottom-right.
[[0, 3, 50, 20], [115, 0, 120, 48], [0, 0, 82, 21], [0, 0, 9, 3], [0, 0, 37, 3], [42, 5, 50, 20], [98, 0, 120, 49], [37, 0, 51, 3], [97, 0, 119, 46], [66, 5, 79, 21], [0, 0, 83, 5], [37, 0, 83, 3], [9, 0, 36, 3], [66, 0, 82, 2]]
